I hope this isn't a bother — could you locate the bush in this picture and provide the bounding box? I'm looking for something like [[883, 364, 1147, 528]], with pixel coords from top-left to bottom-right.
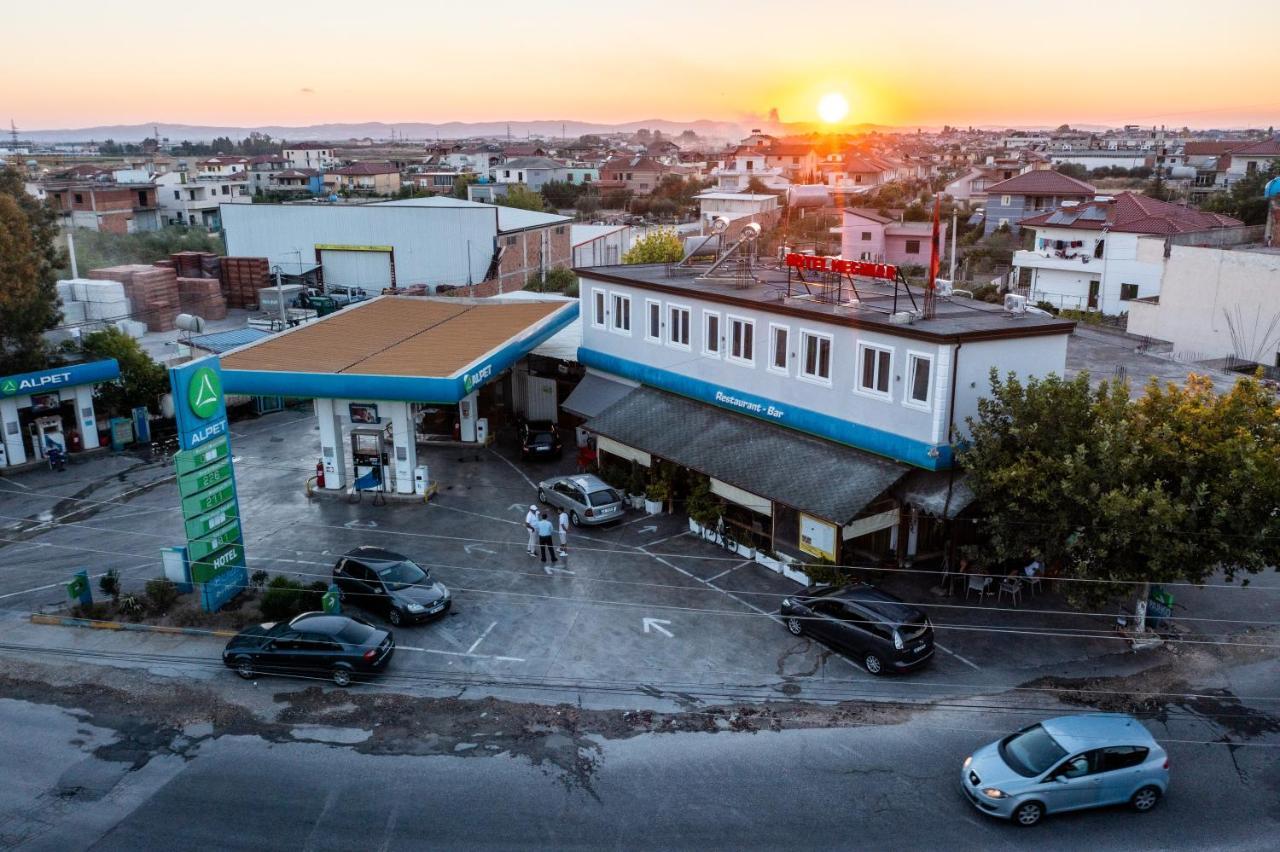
[[260, 575, 306, 622], [685, 476, 718, 526], [1034, 300, 1059, 315], [800, 558, 849, 587], [98, 569, 121, 600], [118, 593, 145, 620], [144, 578, 179, 613], [250, 570, 269, 590]]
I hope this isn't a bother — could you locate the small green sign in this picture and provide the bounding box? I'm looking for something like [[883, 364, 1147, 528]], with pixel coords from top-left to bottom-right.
[[187, 367, 222, 419], [1, 379, 15, 395], [184, 503, 239, 540], [190, 541, 245, 584], [67, 573, 88, 599], [181, 480, 235, 519], [187, 520, 242, 563], [178, 461, 232, 498], [174, 437, 228, 475]]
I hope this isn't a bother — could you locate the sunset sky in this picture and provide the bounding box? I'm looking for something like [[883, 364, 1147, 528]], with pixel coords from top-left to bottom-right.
[[6, 0, 1279, 131]]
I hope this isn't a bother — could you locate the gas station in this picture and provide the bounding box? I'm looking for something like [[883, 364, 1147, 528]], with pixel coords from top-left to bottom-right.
[[217, 295, 577, 496], [0, 360, 121, 470]]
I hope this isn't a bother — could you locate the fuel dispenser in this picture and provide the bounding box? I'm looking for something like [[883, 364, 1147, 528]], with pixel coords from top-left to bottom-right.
[[350, 426, 389, 491], [29, 416, 67, 461]]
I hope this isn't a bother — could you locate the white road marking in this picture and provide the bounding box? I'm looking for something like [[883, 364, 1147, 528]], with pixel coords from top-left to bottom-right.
[[396, 644, 524, 663], [542, 564, 574, 576], [935, 641, 981, 670], [635, 524, 658, 535], [638, 544, 781, 624], [643, 531, 692, 548], [0, 476, 31, 491], [487, 448, 538, 490], [463, 542, 497, 556], [616, 514, 660, 528], [467, 621, 498, 654], [642, 617, 674, 638], [706, 559, 752, 583], [0, 570, 106, 601]]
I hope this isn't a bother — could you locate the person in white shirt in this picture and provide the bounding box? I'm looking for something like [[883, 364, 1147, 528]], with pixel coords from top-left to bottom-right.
[[525, 505, 539, 556], [557, 509, 569, 557]]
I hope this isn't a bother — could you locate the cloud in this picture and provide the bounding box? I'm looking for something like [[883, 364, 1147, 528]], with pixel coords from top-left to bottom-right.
[[300, 87, 315, 95]]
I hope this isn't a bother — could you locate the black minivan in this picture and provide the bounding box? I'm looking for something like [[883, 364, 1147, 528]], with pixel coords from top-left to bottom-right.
[[780, 583, 934, 675], [333, 547, 451, 626]]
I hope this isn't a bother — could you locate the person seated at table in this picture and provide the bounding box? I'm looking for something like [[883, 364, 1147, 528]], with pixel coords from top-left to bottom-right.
[[1023, 558, 1043, 578]]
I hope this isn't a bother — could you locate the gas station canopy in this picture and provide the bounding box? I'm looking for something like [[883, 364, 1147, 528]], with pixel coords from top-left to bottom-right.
[[218, 296, 577, 402]]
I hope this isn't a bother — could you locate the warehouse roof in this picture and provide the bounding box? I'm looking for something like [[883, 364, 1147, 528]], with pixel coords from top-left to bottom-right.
[[373, 196, 571, 233], [218, 295, 577, 402]]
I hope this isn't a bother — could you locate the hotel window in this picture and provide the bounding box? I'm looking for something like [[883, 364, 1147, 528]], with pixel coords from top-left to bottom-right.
[[611, 293, 631, 333], [858, 343, 892, 398], [668, 305, 691, 348], [728, 316, 754, 365], [769, 324, 789, 374], [645, 300, 661, 342], [905, 239, 921, 254], [906, 352, 933, 409], [799, 330, 832, 383], [703, 311, 721, 356], [592, 289, 606, 328]]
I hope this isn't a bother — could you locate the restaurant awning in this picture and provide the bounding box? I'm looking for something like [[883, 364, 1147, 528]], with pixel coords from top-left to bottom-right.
[[562, 373, 636, 419], [894, 469, 975, 519], [584, 387, 908, 525]]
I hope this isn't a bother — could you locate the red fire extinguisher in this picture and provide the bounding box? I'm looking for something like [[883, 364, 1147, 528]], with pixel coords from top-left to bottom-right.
[[316, 460, 325, 489]]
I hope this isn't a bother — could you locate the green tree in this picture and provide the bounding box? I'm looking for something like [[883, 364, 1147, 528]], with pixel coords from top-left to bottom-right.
[[1055, 162, 1089, 180], [622, 228, 684, 264], [540, 180, 583, 209], [962, 371, 1280, 627], [574, 194, 601, 219], [1203, 161, 1280, 224], [80, 327, 168, 415], [745, 176, 770, 195], [451, 174, 477, 200], [495, 185, 547, 212], [64, 226, 224, 277], [602, 189, 633, 210], [0, 169, 62, 374]]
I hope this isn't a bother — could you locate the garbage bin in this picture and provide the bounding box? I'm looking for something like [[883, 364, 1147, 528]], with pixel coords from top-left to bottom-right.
[[414, 465, 429, 496]]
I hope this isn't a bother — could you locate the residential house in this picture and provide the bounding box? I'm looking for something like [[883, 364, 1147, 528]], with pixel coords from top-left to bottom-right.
[[596, 155, 670, 196], [155, 170, 251, 229], [943, 163, 1027, 205], [248, 155, 289, 195], [198, 156, 252, 177], [712, 147, 790, 192], [763, 144, 821, 182], [406, 169, 463, 195], [324, 162, 401, 196], [283, 144, 337, 171], [494, 157, 597, 190], [840, 208, 948, 268], [42, 177, 160, 234], [981, 170, 1095, 235], [1012, 192, 1245, 315]]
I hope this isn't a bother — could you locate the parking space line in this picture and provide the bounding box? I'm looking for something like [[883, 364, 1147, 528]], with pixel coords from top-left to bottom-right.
[[0, 477, 31, 491], [485, 448, 538, 490], [639, 545, 782, 624], [935, 641, 981, 670], [643, 531, 692, 548], [705, 559, 752, 583], [467, 621, 498, 655], [397, 644, 525, 663], [0, 570, 107, 601]]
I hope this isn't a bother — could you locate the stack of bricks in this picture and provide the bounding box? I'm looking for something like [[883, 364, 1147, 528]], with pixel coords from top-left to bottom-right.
[[219, 257, 270, 310], [87, 264, 181, 332], [177, 277, 227, 320]]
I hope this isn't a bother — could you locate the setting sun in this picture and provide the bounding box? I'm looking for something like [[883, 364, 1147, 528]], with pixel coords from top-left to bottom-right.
[[817, 92, 849, 124]]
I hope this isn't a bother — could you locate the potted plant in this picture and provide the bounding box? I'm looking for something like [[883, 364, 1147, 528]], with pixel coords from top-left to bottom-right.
[[643, 471, 670, 515], [627, 465, 647, 510]]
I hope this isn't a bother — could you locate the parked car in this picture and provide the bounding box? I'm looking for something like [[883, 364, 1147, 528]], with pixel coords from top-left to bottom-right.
[[325, 285, 369, 306], [960, 715, 1169, 827], [537, 473, 624, 526], [333, 546, 451, 626], [222, 612, 393, 687], [779, 583, 933, 675], [519, 420, 562, 460]]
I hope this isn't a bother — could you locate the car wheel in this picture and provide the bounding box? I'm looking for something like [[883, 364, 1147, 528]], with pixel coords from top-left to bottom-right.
[[863, 653, 885, 676], [388, 607, 403, 626], [786, 617, 804, 636], [1131, 786, 1161, 812], [537, 488, 548, 503], [570, 510, 581, 527], [234, 657, 254, 680], [1013, 800, 1044, 827], [331, 667, 352, 687]]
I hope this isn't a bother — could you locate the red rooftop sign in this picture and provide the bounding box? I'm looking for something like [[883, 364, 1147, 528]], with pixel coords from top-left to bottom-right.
[[784, 253, 897, 281]]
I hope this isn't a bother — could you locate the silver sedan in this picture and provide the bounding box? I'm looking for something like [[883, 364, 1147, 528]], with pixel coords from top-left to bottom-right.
[[536, 474, 625, 526]]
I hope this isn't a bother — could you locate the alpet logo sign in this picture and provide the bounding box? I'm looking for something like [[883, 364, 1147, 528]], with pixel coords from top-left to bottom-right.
[[187, 367, 222, 419], [462, 363, 493, 395]]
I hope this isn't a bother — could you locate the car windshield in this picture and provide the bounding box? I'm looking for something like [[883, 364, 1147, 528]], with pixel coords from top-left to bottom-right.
[[337, 621, 376, 645], [1000, 724, 1069, 777], [375, 559, 429, 590], [532, 432, 556, 443], [587, 488, 620, 507]]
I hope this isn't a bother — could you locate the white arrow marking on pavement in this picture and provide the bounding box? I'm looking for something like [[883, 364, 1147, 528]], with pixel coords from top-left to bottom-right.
[[636, 525, 658, 535], [543, 564, 575, 576], [642, 617, 673, 638], [343, 519, 378, 529], [463, 543, 497, 556], [509, 503, 529, 512]]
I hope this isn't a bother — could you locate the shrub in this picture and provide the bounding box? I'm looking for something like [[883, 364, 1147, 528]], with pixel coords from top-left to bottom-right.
[[685, 476, 719, 527], [117, 593, 145, 620], [144, 578, 179, 613], [98, 569, 121, 601], [800, 558, 849, 587], [250, 570, 269, 590], [1034, 300, 1059, 315], [627, 464, 646, 497], [260, 575, 306, 622]]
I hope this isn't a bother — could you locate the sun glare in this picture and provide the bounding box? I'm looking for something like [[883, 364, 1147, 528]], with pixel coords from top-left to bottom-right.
[[817, 92, 849, 124]]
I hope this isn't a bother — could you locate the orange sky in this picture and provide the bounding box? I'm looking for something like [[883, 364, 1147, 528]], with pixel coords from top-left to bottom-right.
[[6, 1, 1278, 130]]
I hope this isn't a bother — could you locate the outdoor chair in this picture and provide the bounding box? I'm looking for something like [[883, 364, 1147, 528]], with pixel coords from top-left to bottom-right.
[[965, 574, 991, 601], [998, 577, 1023, 606]]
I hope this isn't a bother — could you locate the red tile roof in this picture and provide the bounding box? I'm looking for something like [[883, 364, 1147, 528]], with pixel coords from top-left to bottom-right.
[[331, 162, 399, 176], [1019, 192, 1243, 235], [1227, 138, 1280, 156], [984, 169, 1095, 197], [1184, 141, 1241, 156]]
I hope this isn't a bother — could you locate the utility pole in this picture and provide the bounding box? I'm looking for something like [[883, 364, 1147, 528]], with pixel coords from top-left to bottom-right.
[[949, 206, 958, 281], [273, 265, 286, 329]]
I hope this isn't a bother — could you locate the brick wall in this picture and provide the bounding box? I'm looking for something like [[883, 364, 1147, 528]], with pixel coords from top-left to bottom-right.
[[493, 223, 572, 292]]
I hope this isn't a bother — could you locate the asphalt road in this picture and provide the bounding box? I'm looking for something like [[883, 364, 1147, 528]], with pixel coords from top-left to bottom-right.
[[3, 673, 1277, 852]]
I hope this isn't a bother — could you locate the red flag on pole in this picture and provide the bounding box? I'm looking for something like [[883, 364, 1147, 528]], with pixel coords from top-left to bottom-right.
[[928, 193, 942, 290]]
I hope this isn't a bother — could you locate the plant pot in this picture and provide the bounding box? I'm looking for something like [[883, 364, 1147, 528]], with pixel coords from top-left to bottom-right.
[[644, 498, 664, 515], [629, 493, 645, 510]]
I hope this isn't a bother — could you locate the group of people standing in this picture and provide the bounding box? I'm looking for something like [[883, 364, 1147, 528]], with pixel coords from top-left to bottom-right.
[[525, 504, 568, 563]]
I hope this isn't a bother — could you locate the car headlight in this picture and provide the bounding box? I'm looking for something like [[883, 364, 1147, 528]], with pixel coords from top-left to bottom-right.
[[781, 598, 792, 608], [981, 788, 1008, 799], [406, 603, 426, 613], [963, 756, 972, 769]]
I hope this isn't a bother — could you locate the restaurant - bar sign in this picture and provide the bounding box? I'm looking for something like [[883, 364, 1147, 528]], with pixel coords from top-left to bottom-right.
[[784, 253, 897, 282]]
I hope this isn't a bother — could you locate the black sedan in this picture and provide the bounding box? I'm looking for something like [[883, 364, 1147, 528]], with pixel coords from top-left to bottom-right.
[[333, 546, 451, 626], [222, 612, 394, 687], [519, 421, 562, 460], [780, 583, 934, 675]]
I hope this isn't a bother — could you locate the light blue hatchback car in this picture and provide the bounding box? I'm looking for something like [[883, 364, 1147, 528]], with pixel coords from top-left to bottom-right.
[[961, 714, 1169, 827]]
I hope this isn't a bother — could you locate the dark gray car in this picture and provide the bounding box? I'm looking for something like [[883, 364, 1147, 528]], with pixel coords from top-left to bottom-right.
[[333, 546, 451, 626], [536, 473, 624, 526]]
